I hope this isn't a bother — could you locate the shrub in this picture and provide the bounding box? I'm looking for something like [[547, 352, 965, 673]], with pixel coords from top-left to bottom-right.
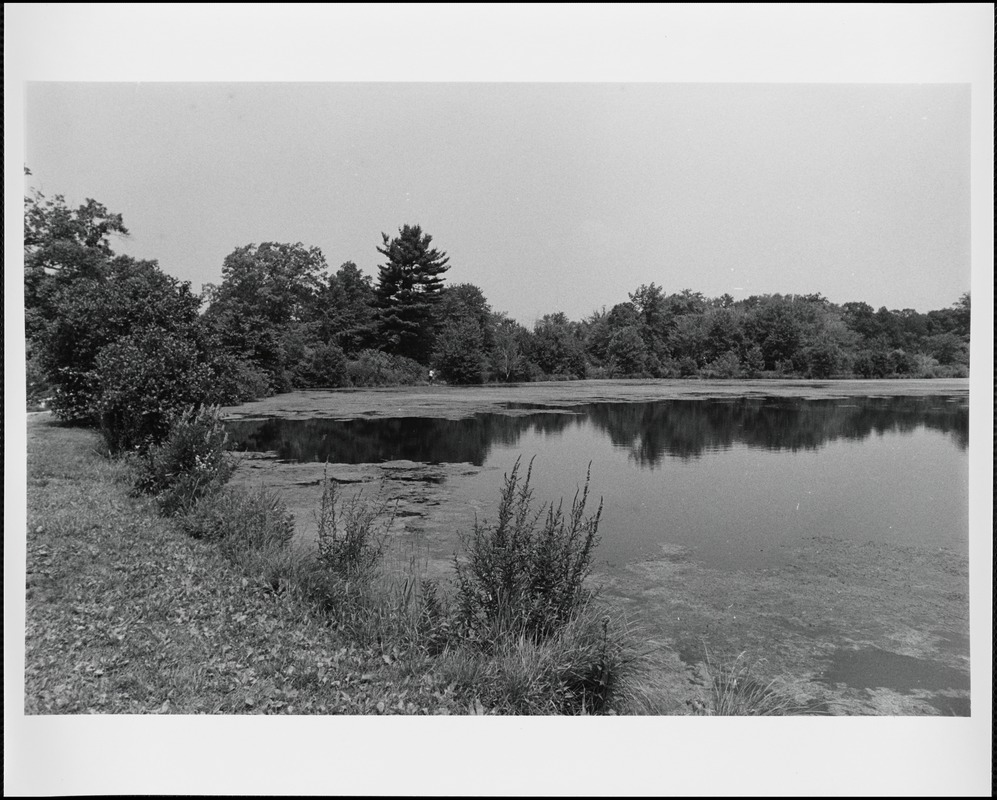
[[207, 353, 273, 404], [453, 457, 603, 644], [346, 349, 426, 387], [93, 328, 214, 453], [25, 346, 53, 411], [37, 256, 204, 424], [702, 351, 742, 379], [678, 356, 699, 377], [793, 342, 842, 379], [298, 342, 349, 388], [135, 405, 233, 516]]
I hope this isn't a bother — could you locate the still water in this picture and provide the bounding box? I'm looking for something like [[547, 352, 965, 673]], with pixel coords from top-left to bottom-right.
[[227, 395, 968, 572]]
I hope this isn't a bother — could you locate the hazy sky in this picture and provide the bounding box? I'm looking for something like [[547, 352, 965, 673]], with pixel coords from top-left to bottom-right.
[[25, 82, 969, 325]]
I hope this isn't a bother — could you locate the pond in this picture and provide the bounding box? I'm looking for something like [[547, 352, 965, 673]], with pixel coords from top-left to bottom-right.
[[225, 389, 971, 715], [226, 395, 968, 571]]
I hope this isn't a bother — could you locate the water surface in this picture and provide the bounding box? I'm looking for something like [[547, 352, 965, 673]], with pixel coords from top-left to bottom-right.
[[227, 395, 968, 571]]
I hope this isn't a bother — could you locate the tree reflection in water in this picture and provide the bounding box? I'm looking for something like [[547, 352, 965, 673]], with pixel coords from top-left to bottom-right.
[[225, 395, 967, 467]]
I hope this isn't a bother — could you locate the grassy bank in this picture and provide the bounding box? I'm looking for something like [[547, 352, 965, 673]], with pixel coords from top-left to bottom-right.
[[24, 414, 663, 714], [24, 415, 484, 714]]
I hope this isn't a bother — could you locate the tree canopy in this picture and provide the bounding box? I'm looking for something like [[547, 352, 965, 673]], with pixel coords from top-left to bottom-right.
[[375, 224, 450, 364]]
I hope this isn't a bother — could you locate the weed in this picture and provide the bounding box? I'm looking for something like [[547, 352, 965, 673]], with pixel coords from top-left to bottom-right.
[[314, 467, 395, 588], [135, 405, 232, 516], [453, 456, 603, 643]]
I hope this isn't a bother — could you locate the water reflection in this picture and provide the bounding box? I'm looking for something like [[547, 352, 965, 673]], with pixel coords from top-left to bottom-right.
[[226, 395, 967, 466]]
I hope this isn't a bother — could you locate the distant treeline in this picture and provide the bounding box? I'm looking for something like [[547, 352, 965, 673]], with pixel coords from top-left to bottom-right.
[[23, 177, 970, 450]]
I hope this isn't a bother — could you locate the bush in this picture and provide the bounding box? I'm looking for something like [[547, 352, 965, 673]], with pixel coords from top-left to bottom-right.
[[94, 328, 214, 453], [298, 342, 349, 388], [678, 356, 699, 377], [346, 349, 426, 387], [453, 457, 603, 644], [207, 353, 273, 403], [37, 256, 204, 424], [702, 351, 742, 379], [135, 405, 233, 516]]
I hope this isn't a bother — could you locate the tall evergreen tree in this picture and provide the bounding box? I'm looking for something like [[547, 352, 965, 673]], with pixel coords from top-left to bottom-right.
[[375, 224, 450, 364]]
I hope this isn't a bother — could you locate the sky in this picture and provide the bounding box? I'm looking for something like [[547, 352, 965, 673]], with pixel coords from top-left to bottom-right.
[[5, 6, 994, 798], [23, 81, 971, 325]]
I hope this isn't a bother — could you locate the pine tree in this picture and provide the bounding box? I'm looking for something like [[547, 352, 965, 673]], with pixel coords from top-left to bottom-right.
[[375, 224, 450, 364]]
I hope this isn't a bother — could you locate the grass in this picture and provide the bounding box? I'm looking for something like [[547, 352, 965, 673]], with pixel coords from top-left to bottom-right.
[[697, 647, 821, 716], [23, 416, 463, 714]]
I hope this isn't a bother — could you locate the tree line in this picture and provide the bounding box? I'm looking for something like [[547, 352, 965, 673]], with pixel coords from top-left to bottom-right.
[[24, 177, 970, 450]]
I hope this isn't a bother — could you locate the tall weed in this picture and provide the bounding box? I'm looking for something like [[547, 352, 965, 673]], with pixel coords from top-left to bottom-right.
[[453, 457, 603, 643], [294, 468, 398, 633]]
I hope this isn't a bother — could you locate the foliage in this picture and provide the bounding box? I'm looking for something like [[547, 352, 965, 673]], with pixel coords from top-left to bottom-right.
[[607, 325, 650, 377], [488, 313, 533, 382], [315, 261, 377, 356], [530, 312, 587, 379], [298, 342, 349, 388], [203, 242, 327, 385], [454, 457, 603, 643], [701, 351, 742, 379], [37, 256, 205, 424], [434, 316, 487, 384], [93, 328, 216, 453], [135, 406, 233, 516], [204, 352, 273, 404], [375, 224, 451, 364], [23, 181, 129, 340], [346, 349, 426, 387]]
